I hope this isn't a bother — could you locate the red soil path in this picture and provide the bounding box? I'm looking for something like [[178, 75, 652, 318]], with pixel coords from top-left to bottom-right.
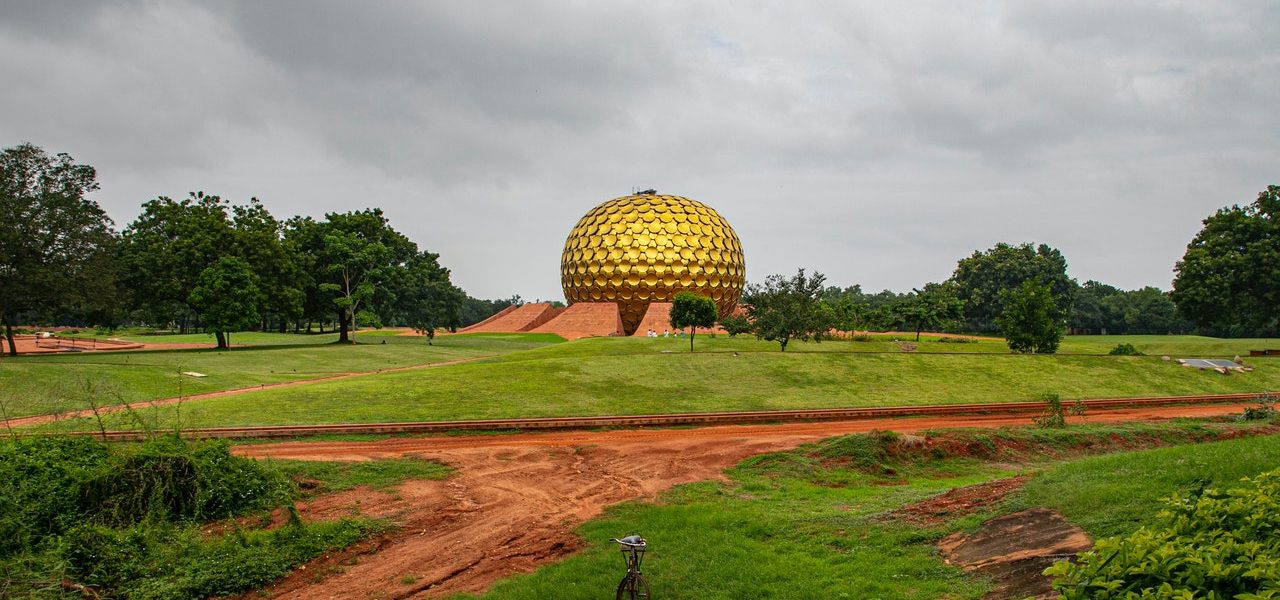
[[237, 401, 1251, 599], [1, 334, 212, 354]]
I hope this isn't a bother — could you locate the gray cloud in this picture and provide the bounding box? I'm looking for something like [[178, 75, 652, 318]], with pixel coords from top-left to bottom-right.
[[1, 1, 1275, 300]]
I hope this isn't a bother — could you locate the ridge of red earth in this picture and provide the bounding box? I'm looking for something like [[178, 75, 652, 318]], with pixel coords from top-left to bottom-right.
[[235, 402, 1253, 599]]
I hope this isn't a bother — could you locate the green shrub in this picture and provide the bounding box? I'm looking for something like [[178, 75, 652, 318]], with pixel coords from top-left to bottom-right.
[[1108, 343, 1144, 356], [1241, 393, 1277, 421], [1046, 468, 1280, 598], [0, 435, 292, 552]]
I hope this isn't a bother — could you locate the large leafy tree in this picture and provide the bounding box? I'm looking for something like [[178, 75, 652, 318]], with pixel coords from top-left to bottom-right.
[[188, 257, 262, 349], [230, 200, 303, 332], [996, 280, 1062, 354], [670, 291, 717, 352], [1172, 185, 1280, 336], [949, 242, 1075, 333], [119, 192, 236, 331], [892, 283, 964, 342], [0, 143, 117, 355], [313, 209, 417, 343], [742, 269, 832, 352]]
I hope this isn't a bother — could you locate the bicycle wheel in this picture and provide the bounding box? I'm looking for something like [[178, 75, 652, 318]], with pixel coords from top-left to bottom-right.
[[615, 574, 650, 599]]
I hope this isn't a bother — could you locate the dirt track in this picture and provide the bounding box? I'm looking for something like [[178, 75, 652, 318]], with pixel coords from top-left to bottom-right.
[[237, 401, 1251, 599]]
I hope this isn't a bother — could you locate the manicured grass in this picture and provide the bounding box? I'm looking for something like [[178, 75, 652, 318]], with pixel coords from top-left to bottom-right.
[[0, 333, 561, 419], [50, 351, 1274, 430], [1011, 431, 1280, 538], [271, 457, 452, 493]]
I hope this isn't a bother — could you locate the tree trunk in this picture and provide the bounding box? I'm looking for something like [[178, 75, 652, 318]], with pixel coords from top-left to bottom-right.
[[779, 337, 788, 352], [916, 321, 923, 342], [215, 331, 227, 349], [689, 328, 695, 352], [337, 309, 351, 343], [3, 314, 15, 357]]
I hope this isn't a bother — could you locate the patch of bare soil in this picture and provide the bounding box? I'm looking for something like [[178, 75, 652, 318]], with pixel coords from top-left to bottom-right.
[[939, 508, 1092, 600], [890, 475, 1031, 525], [235, 403, 1253, 598]]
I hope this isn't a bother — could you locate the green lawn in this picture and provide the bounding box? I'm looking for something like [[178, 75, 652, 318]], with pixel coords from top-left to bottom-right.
[[1011, 431, 1280, 538], [0, 333, 561, 419], [9, 333, 1280, 429], [47, 351, 1273, 431]]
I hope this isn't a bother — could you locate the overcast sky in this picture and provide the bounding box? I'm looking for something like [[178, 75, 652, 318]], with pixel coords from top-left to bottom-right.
[[2, 1, 1276, 300]]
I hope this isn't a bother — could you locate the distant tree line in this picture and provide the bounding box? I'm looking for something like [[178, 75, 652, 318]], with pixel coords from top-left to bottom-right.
[[728, 184, 1278, 352], [0, 143, 513, 354]]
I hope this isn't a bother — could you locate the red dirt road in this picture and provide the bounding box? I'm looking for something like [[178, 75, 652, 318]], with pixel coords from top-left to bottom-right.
[[237, 401, 1252, 599]]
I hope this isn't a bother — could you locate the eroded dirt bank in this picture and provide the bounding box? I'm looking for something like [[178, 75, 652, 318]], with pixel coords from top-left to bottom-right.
[[237, 402, 1249, 598]]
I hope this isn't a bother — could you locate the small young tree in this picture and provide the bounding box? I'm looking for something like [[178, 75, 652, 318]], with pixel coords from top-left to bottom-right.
[[996, 280, 1062, 354], [742, 269, 833, 352], [718, 313, 753, 337], [670, 291, 717, 351], [188, 256, 262, 349]]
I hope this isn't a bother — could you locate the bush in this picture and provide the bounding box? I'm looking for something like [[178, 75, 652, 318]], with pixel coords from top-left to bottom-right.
[[1108, 343, 1144, 356], [0, 435, 292, 556], [1046, 468, 1280, 598], [1241, 393, 1277, 421]]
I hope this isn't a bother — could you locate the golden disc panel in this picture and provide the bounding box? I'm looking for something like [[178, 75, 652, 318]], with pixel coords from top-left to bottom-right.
[[561, 192, 746, 335]]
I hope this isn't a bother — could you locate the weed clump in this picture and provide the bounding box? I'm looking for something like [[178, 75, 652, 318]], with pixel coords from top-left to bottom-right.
[[1108, 343, 1144, 356], [1240, 392, 1277, 421]]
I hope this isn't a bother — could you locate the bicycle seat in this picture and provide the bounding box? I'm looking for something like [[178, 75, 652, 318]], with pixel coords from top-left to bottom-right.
[[619, 535, 645, 546]]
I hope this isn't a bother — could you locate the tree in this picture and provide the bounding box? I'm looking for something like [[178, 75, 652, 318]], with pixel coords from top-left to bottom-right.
[[718, 313, 753, 337], [397, 250, 463, 344], [313, 209, 417, 343], [892, 283, 964, 342], [1069, 280, 1123, 334], [230, 199, 303, 332], [949, 242, 1075, 332], [188, 257, 261, 349], [1172, 185, 1280, 336], [670, 291, 717, 351], [119, 192, 236, 332], [996, 280, 1062, 353], [741, 269, 833, 352], [0, 143, 117, 355]]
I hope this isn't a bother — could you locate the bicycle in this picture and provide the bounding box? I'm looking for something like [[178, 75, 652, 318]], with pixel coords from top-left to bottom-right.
[[609, 534, 650, 599]]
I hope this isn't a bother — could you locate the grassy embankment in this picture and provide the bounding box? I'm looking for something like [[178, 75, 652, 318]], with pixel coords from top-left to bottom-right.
[[454, 418, 1280, 599], [0, 332, 562, 419], [9, 333, 1280, 431]]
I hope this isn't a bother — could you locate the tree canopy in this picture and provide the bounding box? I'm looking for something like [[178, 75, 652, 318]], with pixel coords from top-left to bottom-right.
[[949, 242, 1075, 333], [1172, 185, 1280, 336], [670, 291, 717, 351], [742, 269, 832, 352], [188, 257, 262, 349], [0, 143, 116, 354], [997, 280, 1063, 354]]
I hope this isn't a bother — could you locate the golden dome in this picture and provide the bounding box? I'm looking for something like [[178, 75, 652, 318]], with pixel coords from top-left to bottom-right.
[[561, 192, 746, 335]]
